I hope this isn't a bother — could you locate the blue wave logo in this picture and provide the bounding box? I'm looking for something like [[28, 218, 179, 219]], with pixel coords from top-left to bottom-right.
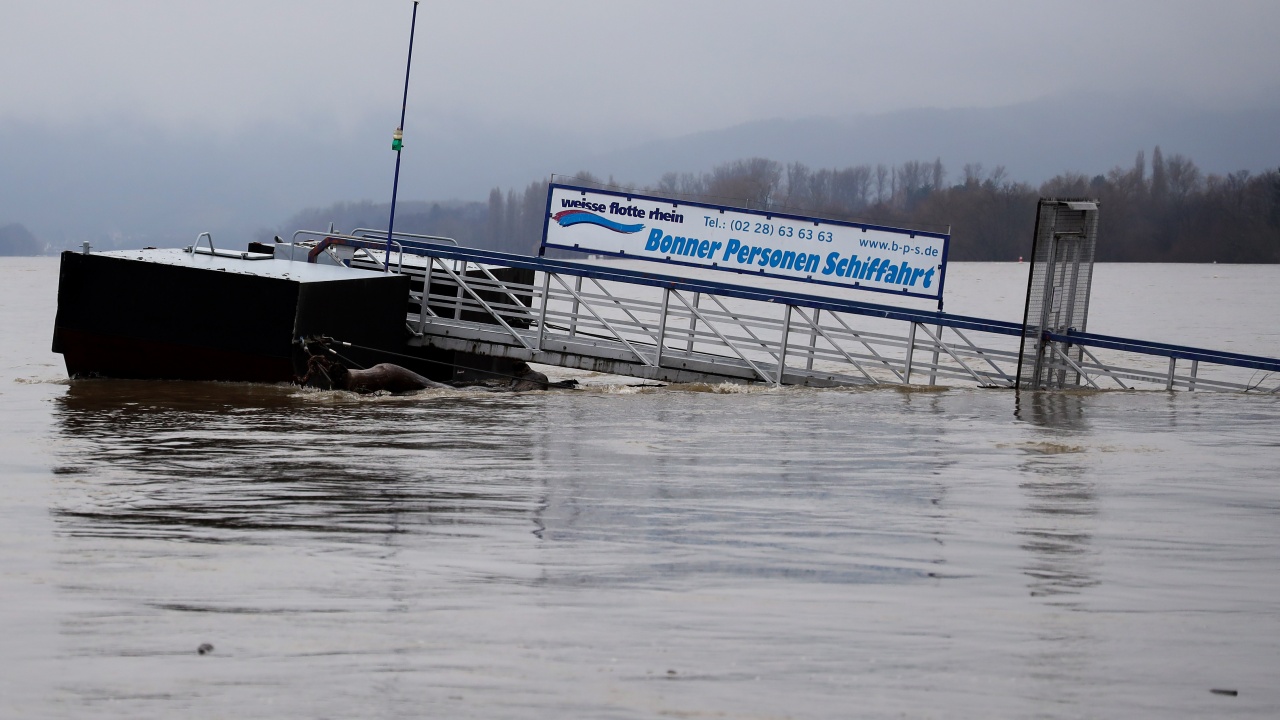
[[552, 210, 644, 234]]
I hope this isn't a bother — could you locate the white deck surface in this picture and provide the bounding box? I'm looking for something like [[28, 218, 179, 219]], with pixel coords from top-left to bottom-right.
[[97, 248, 388, 283]]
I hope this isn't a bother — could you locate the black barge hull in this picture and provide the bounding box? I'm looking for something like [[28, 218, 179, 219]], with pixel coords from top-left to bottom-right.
[[52, 249, 411, 382]]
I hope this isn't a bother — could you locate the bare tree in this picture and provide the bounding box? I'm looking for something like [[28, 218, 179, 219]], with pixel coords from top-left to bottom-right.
[[522, 179, 548, 251], [985, 165, 1008, 189], [487, 188, 505, 246], [1150, 145, 1168, 200], [706, 158, 782, 208], [831, 165, 873, 214], [571, 170, 602, 188], [783, 162, 813, 210], [875, 164, 889, 204], [504, 189, 519, 252], [808, 169, 832, 211], [1164, 154, 1202, 198], [895, 160, 936, 209], [1039, 172, 1090, 197], [962, 163, 984, 187]]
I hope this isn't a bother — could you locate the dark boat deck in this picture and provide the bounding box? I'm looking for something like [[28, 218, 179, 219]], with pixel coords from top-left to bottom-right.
[[52, 248, 412, 383]]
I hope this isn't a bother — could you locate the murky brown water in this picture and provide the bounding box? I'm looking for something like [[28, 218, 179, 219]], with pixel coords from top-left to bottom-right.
[[3, 257, 1279, 718]]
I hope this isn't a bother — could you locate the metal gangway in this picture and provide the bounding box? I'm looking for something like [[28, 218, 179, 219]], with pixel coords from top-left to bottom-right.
[[289, 229, 1280, 393]]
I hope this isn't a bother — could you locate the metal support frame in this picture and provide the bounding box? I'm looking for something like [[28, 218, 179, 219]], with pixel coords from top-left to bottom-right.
[[686, 292, 701, 355], [915, 323, 991, 386], [412, 251, 1274, 391], [282, 231, 1277, 393], [824, 311, 907, 383], [536, 272, 551, 351], [705, 294, 780, 359], [416, 264, 435, 335], [950, 327, 1015, 384], [551, 272, 655, 367], [453, 260, 466, 320], [904, 323, 918, 385], [670, 289, 772, 382], [1078, 345, 1128, 389], [805, 308, 821, 371], [928, 324, 942, 385], [790, 307, 878, 384], [1050, 344, 1102, 390], [585, 276, 658, 341], [430, 258, 532, 350], [568, 275, 583, 338], [655, 289, 671, 367], [776, 305, 793, 386]]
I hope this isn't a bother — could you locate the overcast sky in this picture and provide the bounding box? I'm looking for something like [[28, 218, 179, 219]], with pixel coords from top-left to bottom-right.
[[4, 0, 1279, 141], [3, 0, 1280, 243]]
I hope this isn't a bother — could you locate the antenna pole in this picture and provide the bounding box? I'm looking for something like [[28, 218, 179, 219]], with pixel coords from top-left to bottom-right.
[[385, 1, 419, 272]]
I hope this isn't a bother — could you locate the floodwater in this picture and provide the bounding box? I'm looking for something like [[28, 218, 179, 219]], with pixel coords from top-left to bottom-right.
[[2, 256, 1278, 718]]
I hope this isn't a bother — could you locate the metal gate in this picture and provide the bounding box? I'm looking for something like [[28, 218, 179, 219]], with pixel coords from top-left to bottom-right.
[[1017, 199, 1099, 390]]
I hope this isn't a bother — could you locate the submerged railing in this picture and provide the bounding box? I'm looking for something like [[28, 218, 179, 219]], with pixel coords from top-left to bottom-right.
[[287, 232, 1280, 393]]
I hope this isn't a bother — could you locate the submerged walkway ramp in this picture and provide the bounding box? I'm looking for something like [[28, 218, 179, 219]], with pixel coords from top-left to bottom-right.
[[302, 232, 1280, 393]]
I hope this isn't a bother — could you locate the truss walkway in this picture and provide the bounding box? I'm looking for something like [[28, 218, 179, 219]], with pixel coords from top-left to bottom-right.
[[296, 232, 1280, 393]]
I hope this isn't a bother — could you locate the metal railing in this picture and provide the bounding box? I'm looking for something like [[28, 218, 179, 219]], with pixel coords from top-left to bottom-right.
[[289, 231, 1279, 392], [187, 232, 272, 261], [351, 228, 460, 247]]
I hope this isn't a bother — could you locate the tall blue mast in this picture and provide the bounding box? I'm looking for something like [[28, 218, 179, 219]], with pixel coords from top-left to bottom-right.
[[385, 1, 419, 272]]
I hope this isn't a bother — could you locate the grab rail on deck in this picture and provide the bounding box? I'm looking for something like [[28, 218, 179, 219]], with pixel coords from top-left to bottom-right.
[[351, 228, 460, 247]]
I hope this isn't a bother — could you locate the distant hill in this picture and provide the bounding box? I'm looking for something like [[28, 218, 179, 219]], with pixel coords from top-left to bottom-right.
[[3, 91, 1277, 250], [585, 93, 1280, 185], [0, 223, 41, 256]]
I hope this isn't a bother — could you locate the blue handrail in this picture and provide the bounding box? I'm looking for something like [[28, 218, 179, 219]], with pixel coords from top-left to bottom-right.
[[335, 235, 1024, 336], [1050, 330, 1280, 373], [328, 234, 1280, 374]]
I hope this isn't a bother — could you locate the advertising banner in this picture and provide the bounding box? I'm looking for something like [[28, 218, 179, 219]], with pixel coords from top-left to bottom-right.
[[541, 184, 949, 301]]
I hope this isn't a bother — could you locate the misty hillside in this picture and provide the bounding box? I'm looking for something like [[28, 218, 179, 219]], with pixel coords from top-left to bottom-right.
[[0, 224, 41, 256], [2, 92, 1277, 253], [591, 93, 1280, 185]]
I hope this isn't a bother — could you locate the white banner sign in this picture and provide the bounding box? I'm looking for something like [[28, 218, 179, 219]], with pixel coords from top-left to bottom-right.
[[541, 184, 949, 301]]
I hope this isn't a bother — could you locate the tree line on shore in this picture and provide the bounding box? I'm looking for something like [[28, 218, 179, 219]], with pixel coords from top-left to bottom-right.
[[5, 150, 1274, 261], [281, 148, 1278, 263]]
